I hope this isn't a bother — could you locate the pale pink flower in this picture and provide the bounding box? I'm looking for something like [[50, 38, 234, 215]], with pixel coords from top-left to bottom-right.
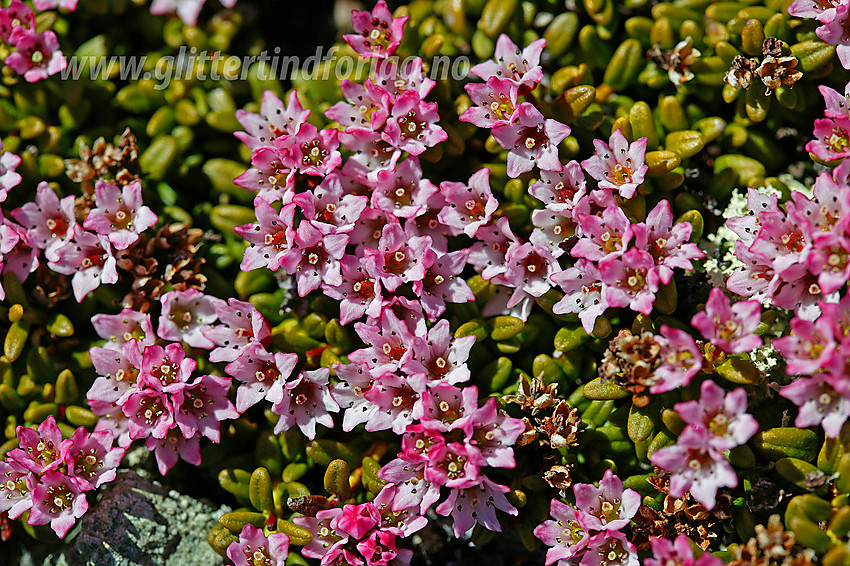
[[343, 0, 408, 59], [691, 288, 763, 354], [581, 130, 648, 199]]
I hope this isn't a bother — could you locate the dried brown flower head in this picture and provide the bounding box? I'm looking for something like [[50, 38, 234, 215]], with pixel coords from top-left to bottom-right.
[[631, 472, 733, 551], [599, 328, 663, 407], [538, 401, 581, 449], [116, 222, 207, 311], [66, 128, 142, 195], [757, 53, 802, 95], [726, 56, 759, 90], [648, 37, 701, 89], [504, 373, 558, 415], [728, 515, 815, 566]]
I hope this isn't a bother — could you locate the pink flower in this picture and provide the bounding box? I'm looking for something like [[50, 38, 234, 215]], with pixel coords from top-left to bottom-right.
[[145, 428, 201, 475], [227, 524, 290, 566], [204, 298, 270, 363], [573, 470, 640, 531], [0, 1, 35, 45], [0, 218, 38, 292], [363, 372, 427, 433], [645, 533, 724, 566], [372, 57, 435, 100], [294, 173, 368, 232], [343, 0, 408, 59], [122, 387, 174, 440], [11, 182, 77, 262], [157, 289, 221, 349], [806, 231, 850, 294], [691, 288, 763, 354], [326, 79, 391, 131], [552, 259, 609, 333], [340, 130, 402, 181], [362, 223, 430, 292], [571, 205, 633, 261], [534, 498, 590, 566], [33, 0, 78, 11], [0, 460, 32, 519], [491, 103, 571, 177], [466, 398, 525, 468], [4, 29, 66, 82], [581, 531, 639, 566], [788, 0, 840, 20], [225, 342, 298, 412], [807, 115, 850, 161], [408, 319, 475, 386], [651, 325, 704, 394], [382, 90, 447, 156], [277, 220, 349, 296], [63, 427, 125, 490], [773, 315, 836, 375], [91, 309, 155, 351], [140, 343, 196, 390], [350, 310, 418, 376], [820, 82, 850, 118], [492, 239, 561, 307], [599, 248, 660, 315], [149, 0, 237, 26], [424, 442, 483, 489], [324, 255, 383, 325], [420, 383, 478, 431], [235, 90, 310, 151], [816, 2, 850, 68], [83, 180, 158, 250], [434, 477, 517, 537], [460, 77, 520, 128], [172, 374, 239, 442], [412, 249, 475, 320], [335, 502, 380, 539], [356, 529, 401, 565], [370, 157, 438, 219], [528, 161, 587, 213], [7, 416, 65, 474], [471, 34, 545, 95], [27, 471, 87, 538], [581, 130, 648, 199], [780, 373, 850, 438], [233, 147, 294, 201], [294, 508, 349, 562], [437, 168, 500, 237], [0, 146, 22, 201], [271, 367, 339, 439], [675, 381, 759, 451], [88, 342, 142, 406], [235, 199, 296, 271], [50, 229, 119, 302], [649, 426, 738, 510], [287, 123, 342, 177], [632, 200, 705, 284]]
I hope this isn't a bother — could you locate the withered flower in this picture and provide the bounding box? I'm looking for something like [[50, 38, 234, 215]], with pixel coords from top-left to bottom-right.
[[542, 465, 572, 492], [726, 56, 759, 90], [504, 373, 558, 415], [631, 472, 733, 551], [757, 48, 803, 95], [66, 128, 142, 195], [599, 328, 663, 407], [648, 37, 701, 89], [728, 515, 814, 566], [537, 401, 581, 449]]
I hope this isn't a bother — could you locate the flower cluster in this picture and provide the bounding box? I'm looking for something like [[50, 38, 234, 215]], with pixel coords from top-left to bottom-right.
[[8, 180, 158, 302], [0, 416, 124, 537], [534, 470, 640, 566], [294, 491, 421, 565], [777, 293, 850, 437], [86, 297, 239, 474], [0, 0, 69, 82], [540, 139, 703, 331], [725, 150, 850, 319], [789, 0, 850, 69], [650, 380, 758, 510]]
